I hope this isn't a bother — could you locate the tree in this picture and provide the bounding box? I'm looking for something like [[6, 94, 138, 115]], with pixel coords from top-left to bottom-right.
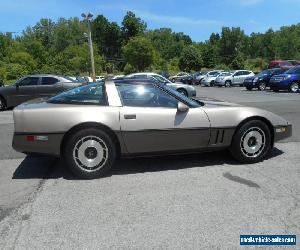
[[145, 28, 192, 60], [178, 45, 203, 72], [219, 27, 246, 65], [122, 11, 146, 42], [92, 15, 122, 59], [122, 36, 155, 71]]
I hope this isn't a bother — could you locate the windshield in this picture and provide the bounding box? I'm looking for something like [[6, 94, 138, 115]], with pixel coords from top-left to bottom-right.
[[279, 61, 293, 67], [151, 74, 170, 83], [258, 70, 272, 76], [218, 72, 230, 77], [48, 83, 107, 105], [62, 76, 79, 82], [208, 71, 220, 76], [285, 67, 300, 74], [159, 83, 202, 108]]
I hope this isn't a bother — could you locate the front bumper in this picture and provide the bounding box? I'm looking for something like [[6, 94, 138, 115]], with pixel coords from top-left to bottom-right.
[[274, 124, 292, 142], [269, 80, 290, 90], [188, 88, 197, 97], [202, 79, 214, 86], [12, 132, 64, 156], [214, 80, 225, 86]]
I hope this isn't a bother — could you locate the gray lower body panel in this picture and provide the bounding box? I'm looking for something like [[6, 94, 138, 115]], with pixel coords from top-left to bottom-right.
[[12, 133, 64, 156], [120, 128, 210, 154]]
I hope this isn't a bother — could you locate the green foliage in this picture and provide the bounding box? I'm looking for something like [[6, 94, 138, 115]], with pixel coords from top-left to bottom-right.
[[123, 63, 135, 74], [244, 58, 267, 72], [122, 11, 147, 42], [122, 36, 155, 71], [1, 12, 300, 82], [178, 45, 203, 72]]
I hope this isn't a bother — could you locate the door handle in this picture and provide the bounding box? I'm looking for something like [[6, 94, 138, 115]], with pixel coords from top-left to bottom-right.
[[124, 114, 136, 120]]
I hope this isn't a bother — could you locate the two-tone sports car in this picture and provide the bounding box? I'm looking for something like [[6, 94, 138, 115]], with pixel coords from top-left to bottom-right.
[[12, 79, 292, 179]]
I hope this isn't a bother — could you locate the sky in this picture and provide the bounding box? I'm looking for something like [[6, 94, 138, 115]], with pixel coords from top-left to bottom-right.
[[0, 0, 299, 41]]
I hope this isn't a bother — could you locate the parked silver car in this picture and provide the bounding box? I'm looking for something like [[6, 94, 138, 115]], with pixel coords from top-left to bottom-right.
[[169, 72, 191, 83], [0, 75, 82, 111], [13, 80, 292, 179], [201, 70, 224, 86], [215, 70, 255, 87], [126, 72, 196, 97]]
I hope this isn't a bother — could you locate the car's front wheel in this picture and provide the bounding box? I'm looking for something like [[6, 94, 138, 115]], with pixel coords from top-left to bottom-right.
[[0, 96, 6, 111], [177, 88, 188, 96], [258, 82, 266, 91], [64, 128, 116, 179], [246, 86, 252, 91], [230, 120, 272, 163], [225, 80, 231, 87], [171, 78, 176, 83], [289, 82, 299, 93]]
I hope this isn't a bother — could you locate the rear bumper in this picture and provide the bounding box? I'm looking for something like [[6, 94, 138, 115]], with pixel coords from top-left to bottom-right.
[[12, 132, 64, 156], [274, 124, 292, 142]]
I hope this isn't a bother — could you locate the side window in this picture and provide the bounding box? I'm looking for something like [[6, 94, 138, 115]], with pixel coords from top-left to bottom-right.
[[234, 71, 241, 76], [133, 75, 147, 79], [18, 77, 39, 86], [116, 83, 178, 108], [48, 83, 107, 105], [41, 77, 59, 85]]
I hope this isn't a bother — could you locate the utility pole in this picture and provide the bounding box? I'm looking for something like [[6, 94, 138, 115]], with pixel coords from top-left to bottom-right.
[[81, 12, 96, 82]]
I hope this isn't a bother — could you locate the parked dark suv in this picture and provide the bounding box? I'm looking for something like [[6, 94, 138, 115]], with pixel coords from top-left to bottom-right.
[[0, 75, 82, 111], [244, 68, 286, 91]]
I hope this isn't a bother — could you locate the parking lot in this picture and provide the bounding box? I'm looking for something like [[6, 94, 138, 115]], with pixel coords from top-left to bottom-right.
[[0, 86, 299, 249]]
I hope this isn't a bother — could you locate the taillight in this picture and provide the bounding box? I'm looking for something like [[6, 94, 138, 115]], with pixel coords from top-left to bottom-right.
[[26, 135, 35, 141]]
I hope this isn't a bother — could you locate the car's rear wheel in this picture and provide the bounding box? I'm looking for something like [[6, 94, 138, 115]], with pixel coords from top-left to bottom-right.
[[230, 120, 272, 163], [225, 80, 231, 87], [64, 128, 116, 179], [0, 96, 6, 111], [258, 82, 266, 91], [246, 86, 252, 91], [171, 78, 176, 83], [177, 88, 188, 96], [289, 82, 299, 93]]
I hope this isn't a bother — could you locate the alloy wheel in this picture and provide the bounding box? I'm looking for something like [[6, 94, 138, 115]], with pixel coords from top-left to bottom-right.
[[290, 82, 299, 93], [73, 135, 108, 172], [258, 82, 266, 91], [240, 127, 266, 158]]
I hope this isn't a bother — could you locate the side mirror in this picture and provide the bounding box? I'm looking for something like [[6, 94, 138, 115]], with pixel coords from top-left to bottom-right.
[[15, 83, 19, 88], [177, 102, 189, 112]]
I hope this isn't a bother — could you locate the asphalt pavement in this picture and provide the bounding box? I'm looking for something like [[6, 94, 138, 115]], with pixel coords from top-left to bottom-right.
[[0, 86, 299, 249]]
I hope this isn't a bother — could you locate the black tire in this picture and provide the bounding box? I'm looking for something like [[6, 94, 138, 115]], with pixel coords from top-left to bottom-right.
[[258, 82, 266, 91], [171, 78, 176, 83], [230, 120, 272, 164], [210, 81, 215, 87], [225, 80, 231, 87], [0, 96, 6, 111], [289, 82, 299, 93], [272, 88, 279, 92], [63, 128, 116, 179], [246, 86, 252, 91], [177, 88, 188, 96]]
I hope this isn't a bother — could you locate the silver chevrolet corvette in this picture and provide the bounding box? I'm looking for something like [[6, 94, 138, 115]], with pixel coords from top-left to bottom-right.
[[12, 79, 292, 179]]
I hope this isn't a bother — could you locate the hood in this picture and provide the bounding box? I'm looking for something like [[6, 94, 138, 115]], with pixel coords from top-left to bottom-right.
[[245, 76, 256, 80], [194, 97, 242, 107], [167, 82, 193, 89]]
